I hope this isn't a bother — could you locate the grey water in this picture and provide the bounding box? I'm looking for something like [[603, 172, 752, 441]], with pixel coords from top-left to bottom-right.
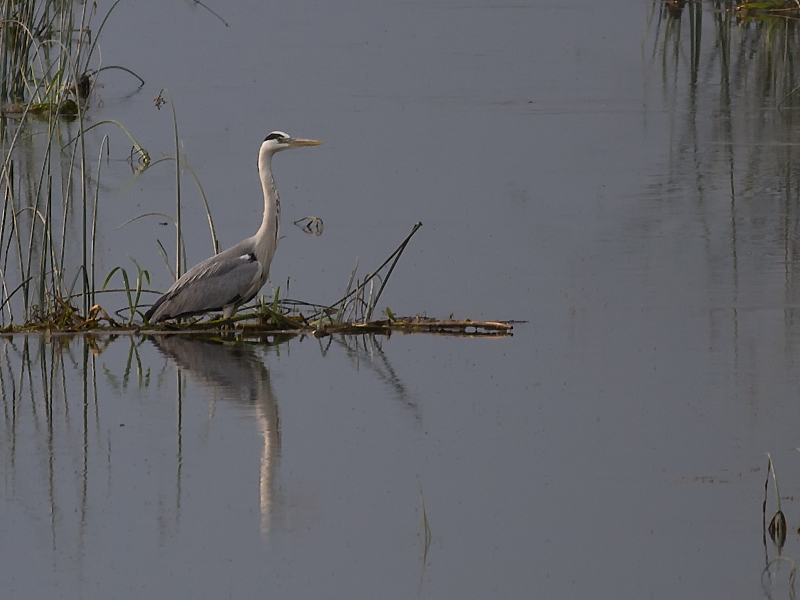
[[3, 0, 800, 597]]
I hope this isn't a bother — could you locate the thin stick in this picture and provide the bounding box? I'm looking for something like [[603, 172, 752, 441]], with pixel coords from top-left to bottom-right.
[[92, 65, 145, 87], [161, 89, 183, 279], [90, 136, 109, 307], [189, 0, 229, 27], [321, 222, 422, 318], [0, 277, 32, 313]]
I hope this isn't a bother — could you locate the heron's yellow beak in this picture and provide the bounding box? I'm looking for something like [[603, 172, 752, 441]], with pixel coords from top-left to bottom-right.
[[288, 138, 322, 147]]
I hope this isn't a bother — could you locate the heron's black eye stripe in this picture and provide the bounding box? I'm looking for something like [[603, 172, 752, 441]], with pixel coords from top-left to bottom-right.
[[264, 132, 284, 141]]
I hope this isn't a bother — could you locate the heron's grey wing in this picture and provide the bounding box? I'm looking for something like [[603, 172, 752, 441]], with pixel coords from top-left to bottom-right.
[[148, 252, 262, 321]]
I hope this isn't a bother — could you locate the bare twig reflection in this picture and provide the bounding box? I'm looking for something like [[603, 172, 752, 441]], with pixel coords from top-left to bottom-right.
[[322, 333, 419, 420]]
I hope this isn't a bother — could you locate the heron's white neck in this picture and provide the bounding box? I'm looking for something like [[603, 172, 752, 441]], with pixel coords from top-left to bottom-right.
[[256, 148, 280, 259]]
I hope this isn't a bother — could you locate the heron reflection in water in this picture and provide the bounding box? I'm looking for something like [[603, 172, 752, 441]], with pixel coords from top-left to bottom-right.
[[150, 335, 280, 535]]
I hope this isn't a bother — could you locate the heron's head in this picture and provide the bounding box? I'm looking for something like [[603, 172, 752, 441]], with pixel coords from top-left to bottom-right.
[[261, 131, 322, 157]]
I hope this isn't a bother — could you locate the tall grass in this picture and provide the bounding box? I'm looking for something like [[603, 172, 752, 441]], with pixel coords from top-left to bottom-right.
[[0, 0, 145, 326]]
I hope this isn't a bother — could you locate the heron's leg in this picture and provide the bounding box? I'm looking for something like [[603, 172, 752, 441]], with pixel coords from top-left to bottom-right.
[[218, 305, 239, 331]]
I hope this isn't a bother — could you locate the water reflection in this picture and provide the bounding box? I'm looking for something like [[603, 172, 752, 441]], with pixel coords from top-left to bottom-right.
[[0, 330, 414, 564], [0, 334, 99, 581], [641, 3, 800, 363], [321, 333, 419, 421], [149, 334, 281, 535]]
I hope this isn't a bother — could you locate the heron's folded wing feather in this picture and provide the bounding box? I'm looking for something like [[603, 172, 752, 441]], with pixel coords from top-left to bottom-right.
[[155, 253, 262, 319], [174, 246, 254, 286]]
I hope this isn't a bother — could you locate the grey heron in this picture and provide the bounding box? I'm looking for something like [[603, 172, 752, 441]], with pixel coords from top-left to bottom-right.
[[145, 131, 322, 323]]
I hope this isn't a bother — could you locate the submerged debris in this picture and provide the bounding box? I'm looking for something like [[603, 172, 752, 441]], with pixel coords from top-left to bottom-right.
[[306, 317, 515, 337]]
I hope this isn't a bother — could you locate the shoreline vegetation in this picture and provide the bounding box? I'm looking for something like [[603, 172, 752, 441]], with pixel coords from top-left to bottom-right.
[[0, 0, 149, 328]]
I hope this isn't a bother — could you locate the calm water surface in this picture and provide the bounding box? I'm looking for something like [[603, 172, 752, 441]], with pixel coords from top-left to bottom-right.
[[3, 0, 800, 598]]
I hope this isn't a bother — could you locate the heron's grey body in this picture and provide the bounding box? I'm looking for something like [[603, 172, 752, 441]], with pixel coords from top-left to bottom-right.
[[145, 132, 321, 323]]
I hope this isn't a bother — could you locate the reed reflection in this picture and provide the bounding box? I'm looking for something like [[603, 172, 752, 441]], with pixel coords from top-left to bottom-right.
[[0, 334, 102, 581], [150, 334, 282, 536], [645, 3, 800, 356]]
